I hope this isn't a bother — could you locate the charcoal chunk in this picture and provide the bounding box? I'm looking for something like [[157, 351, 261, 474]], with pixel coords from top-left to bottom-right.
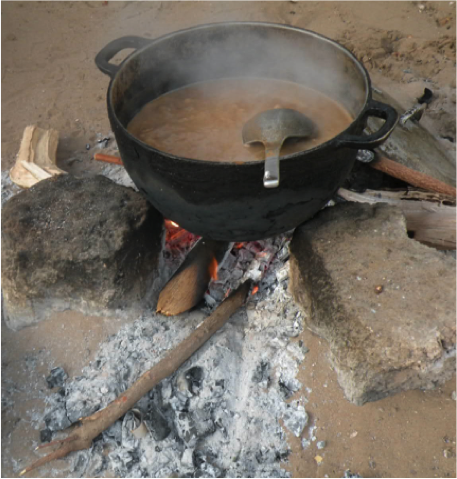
[[185, 366, 204, 395], [44, 406, 71, 432], [40, 428, 52, 443], [46, 367, 68, 389], [146, 403, 171, 441]]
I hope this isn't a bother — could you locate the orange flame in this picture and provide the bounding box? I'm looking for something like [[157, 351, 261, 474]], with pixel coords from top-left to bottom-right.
[[234, 242, 244, 249], [251, 285, 259, 295], [209, 256, 218, 281], [165, 219, 180, 228]]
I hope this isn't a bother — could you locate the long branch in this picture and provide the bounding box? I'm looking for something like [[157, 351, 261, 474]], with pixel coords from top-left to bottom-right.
[[20, 281, 252, 476]]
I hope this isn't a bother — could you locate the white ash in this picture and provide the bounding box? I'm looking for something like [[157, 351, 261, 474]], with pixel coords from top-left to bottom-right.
[[42, 263, 309, 478], [1, 170, 21, 206], [100, 164, 137, 190]]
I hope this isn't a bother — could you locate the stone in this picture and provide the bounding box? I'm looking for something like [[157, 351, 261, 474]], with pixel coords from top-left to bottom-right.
[[282, 403, 308, 437], [290, 203, 456, 405], [2, 175, 163, 330], [316, 440, 326, 450], [301, 439, 311, 450]]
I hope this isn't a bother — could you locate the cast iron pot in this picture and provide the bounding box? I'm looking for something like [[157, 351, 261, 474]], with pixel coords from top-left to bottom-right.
[[95, 22, 398, 241]]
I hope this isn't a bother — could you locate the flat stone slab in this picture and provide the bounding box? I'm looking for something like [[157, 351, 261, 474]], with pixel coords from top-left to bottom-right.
[[2, 175, 163, 330], [289, 202, 456, 405]]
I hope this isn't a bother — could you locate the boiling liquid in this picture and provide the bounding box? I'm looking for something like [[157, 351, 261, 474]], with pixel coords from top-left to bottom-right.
[[127, 78, 353, 162]]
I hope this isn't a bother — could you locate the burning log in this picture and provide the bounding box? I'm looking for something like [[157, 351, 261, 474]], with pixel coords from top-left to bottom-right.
[[94, 152, 123, 165], [20, 281, 252, 476], [157, 238, 230, 316]]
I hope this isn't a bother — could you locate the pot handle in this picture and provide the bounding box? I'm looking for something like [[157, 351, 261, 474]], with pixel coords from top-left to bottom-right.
[[336, 99, 398, 150], [95, 36, 151, 77]]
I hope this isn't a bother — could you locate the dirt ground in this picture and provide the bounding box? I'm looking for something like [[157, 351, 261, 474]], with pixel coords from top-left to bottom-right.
[[1, 2, 456, 478]]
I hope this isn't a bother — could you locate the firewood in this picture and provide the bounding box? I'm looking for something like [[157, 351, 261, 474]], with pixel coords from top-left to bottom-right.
[[20, 281, 252, 476], [370, 153, 457, 198], [370, 88, 456, 189], [94, 152, 123, 165], [337, 187, 456, 250], [157, 239, 230, 316], [10, 125, 66, 188]]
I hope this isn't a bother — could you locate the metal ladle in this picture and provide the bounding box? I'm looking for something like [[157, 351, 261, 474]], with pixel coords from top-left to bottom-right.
[[242, 108, 317, 188]]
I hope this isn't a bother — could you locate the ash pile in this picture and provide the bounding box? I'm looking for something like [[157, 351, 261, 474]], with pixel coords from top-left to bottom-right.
[[42, 232, 310, 478]]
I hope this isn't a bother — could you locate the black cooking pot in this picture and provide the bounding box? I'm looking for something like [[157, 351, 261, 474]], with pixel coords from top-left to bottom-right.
[[95, 22, 397, 241]]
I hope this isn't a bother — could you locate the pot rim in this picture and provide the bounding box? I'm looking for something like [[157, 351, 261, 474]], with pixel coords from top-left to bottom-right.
[[106, 21, 371, 166]]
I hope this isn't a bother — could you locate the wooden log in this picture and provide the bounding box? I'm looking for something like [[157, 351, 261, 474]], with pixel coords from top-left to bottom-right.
[[371, 153, 457, 198], [369, 88, 456, 188], [157, 238, 231, 316], [337, 188, 456, 250]]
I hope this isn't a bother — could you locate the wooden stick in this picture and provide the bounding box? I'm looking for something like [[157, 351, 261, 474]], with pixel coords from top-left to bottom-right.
[[20, 281, 251, 476], [94, 153, 123, 166], [370, 153, 457, 198]]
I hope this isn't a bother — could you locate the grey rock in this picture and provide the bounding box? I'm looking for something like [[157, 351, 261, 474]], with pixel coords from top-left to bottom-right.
[[2, 175, 162, 330], [444, 448, 454, 458], [290, 203, 456, 405], [282, 403, 308, 437], [301, 439, 311, 450], [317, 440, 326, 450]]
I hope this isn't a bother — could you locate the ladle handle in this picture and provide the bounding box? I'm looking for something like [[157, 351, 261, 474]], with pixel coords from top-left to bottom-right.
[[336, 99, 398, 150], [263, 146, 281, 188], [95, 36, 151, 77]]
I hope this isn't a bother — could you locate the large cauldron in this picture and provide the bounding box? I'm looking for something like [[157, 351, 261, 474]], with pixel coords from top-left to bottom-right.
[[95, 22, 397, 241]]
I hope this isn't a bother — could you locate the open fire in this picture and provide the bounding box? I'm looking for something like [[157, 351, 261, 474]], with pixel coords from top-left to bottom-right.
[[161, 218, 292, 314]]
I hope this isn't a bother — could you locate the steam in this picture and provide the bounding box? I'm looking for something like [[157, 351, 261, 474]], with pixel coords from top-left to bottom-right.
[[113, 23, 368, 121]]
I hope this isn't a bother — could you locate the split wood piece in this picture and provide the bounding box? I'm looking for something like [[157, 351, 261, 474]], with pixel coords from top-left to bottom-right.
[[370, 153, 457, 198], [10, 126, 66, 188], [338, 187, 456, 250], [20, 281, 252, 476], [94, 152, 123, 166], [157, 238, 231, 316], [370, 88, 456, 188]]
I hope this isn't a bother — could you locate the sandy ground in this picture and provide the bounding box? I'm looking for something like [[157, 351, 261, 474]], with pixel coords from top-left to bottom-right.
[[1, 2, 456, 478]]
